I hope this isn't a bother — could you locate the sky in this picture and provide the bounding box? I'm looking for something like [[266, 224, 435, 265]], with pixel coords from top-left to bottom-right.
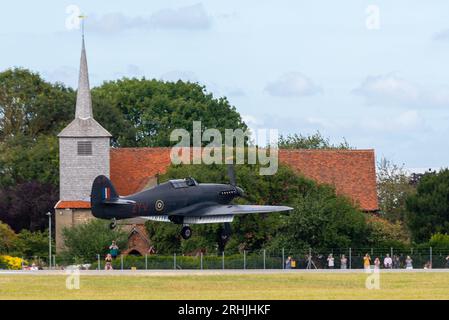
[[1, 0, 449, 171]]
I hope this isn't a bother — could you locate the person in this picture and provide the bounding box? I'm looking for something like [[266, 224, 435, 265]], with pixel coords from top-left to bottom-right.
[[340, 255, 348, 269], [363, 253, 371, 270], [105, 253, 113, 270], [327, 254, 335, 269], [424, 261, 432, 269], [374, 257, 380, 269], [446, 255, 449, 268], [405, 256, 413, 270], [285, 256, 292, 269], [383, 254, 392, 269], [109, 241, 119, 259], [393, 255, 400, 269]]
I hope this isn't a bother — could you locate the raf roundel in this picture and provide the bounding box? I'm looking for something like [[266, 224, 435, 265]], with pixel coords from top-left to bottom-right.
[[155, 200, 165, 212]]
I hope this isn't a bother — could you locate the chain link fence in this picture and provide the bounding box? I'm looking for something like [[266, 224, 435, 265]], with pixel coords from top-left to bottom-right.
[[13, 247, 449, 271]]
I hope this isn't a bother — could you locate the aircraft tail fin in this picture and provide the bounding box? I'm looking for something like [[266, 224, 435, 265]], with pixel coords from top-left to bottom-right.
[[91, 175, 120, 206]]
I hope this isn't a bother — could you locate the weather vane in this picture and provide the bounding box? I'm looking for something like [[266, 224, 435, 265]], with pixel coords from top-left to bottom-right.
[[78, 14, 87, 37]]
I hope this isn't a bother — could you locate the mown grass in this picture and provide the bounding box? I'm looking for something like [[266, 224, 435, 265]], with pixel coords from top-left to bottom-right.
[[0, 272, 448, 300]]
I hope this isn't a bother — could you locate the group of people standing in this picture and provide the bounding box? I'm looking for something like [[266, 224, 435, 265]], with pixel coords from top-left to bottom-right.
[[104, 241, 119, 270]]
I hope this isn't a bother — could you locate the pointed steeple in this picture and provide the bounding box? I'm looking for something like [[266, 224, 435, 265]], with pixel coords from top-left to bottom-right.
[[75, 36, 93, 119], [58, 31, 111, 138]]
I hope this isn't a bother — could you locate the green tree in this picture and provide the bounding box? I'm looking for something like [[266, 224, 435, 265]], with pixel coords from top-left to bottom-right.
[[11, 229, 50, 258], [406, 169, 449, 243], [92, 78, 247, 147], [278, 131, 351, 149], [0, 221, 17, 254], [61, 219, 127, 261], [0, 68, 75, 141], [377, 158, 416, 222]]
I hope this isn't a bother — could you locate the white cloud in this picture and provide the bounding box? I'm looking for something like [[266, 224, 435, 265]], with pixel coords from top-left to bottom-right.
[[87, 3, 212, 34], [264, 72, 322, 97], [113, 64, 145, 79], [353, 73, 449, 108], [433, 29, 449, 41]]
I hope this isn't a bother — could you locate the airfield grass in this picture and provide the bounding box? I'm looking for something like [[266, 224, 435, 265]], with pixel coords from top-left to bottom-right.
[[1, 272, 449, 300]]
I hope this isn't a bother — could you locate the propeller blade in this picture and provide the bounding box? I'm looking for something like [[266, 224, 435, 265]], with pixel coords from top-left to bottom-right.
[[227, 164, 236, 186]]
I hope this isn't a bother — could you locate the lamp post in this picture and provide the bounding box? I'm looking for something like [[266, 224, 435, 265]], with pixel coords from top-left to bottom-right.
[[46, 212, 52, 269]]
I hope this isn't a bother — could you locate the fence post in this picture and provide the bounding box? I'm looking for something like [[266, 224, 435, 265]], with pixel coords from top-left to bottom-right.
[[282, 248, 285, 270], [349, 248, 352, 269], [53, 255, 56, 269], [244, 250, 246, 270], [145, 254, 148, 270], [120, 254, 123, 270], [174, 253, 176, 270], [263, 249, 266, 270], [222, 251, 225, 270], [391, 247, 393, 259], [371, 248, 373, 256], [97, 254, 100, 270], [200, 252, 203, 270], [430, 247, 432, 268]]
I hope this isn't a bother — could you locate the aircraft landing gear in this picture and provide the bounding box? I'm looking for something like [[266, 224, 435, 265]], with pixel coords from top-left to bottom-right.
[[181, 226, 192, 240], [109, 219, 117, 230], [218, 223, 232, 252]]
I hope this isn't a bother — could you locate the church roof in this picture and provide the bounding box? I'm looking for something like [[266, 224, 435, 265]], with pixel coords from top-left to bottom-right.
[[58, 36, 111, 138], [109, 148, 378, 212]]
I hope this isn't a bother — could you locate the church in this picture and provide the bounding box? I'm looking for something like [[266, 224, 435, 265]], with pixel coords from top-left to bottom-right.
[[54, 37, 379, 254]]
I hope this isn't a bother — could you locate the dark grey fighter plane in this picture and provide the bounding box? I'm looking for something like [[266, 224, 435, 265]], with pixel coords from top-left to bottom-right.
[[91, 167, 293, 240]]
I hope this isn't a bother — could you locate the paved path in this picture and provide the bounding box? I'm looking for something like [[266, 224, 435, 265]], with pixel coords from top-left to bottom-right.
[[1, 269, 449, 276]]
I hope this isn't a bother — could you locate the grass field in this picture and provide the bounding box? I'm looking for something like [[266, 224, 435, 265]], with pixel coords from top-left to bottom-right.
[[1, 271, 449, 300]]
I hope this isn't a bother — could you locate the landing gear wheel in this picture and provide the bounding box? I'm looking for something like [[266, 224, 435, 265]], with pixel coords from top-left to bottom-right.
[[220, 223, 232, 241], [109, 219, 117, 230], [181, 226, 192, 240]]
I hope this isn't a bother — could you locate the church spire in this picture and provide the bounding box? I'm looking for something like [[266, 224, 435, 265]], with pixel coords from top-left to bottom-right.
[[75, 33, 93, 119]]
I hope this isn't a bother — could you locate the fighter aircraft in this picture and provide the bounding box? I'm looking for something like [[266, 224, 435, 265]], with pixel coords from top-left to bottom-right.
[[90, 165, 293, 241]]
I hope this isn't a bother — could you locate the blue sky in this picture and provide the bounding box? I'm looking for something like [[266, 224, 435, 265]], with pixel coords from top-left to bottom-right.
[[1, 0, 449, 171]]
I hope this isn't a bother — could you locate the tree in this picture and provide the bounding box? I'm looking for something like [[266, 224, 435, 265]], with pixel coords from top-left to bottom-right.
[[11, 229, 50, 258], [278, 131, 351, 149], [0, 221, 17, 254], [0, 68, 75, 141], [61, 219, 127, 261], [0, 182, 58, 232], [377, 158, 416, 222], [406, 169, 449, 243], [92, 78, 247, 147]]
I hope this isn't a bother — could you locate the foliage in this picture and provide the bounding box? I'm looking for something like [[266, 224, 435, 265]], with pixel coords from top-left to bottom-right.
[[428, 233, 449, 250], [0, 221, 17, 254], [0, 182, 57, 232], [92, 78, 247, 147], [365, 214, 410, 247], [278, 131, 351, 149], [61, 219, 127, 261], [11, 229, 50, 258], [0, 255, 25, 270], [406, 169, 449, 243], [377, 158, 416, 222]]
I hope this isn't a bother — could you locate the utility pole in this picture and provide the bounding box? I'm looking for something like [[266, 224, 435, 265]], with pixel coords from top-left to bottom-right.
[[46, 212, 52, 269]]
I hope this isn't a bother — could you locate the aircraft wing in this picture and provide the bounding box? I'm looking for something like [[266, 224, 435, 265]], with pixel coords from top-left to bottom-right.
[[196, 204, 293, 216]]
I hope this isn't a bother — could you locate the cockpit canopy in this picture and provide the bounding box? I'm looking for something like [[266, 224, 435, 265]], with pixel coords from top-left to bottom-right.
[[169, 177, 198, 188]]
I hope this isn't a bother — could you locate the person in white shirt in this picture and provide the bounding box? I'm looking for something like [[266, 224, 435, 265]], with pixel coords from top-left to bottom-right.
[[384, 254, 393, 269], [327, 254, 335, 269]]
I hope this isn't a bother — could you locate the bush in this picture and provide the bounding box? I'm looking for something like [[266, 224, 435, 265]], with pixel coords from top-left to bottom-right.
[[11, 229, 50, 258], [0, 221, 17, 254], [366, 215, 410, 246], [61, 219, 127, 262], [0, 255, 25, 270]]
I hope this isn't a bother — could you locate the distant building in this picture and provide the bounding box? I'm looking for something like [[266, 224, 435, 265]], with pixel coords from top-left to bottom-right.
[[54, 37, 379, 254]]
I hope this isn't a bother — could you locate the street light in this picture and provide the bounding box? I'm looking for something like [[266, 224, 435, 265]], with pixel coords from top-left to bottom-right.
[[46, 212, 52, 269]]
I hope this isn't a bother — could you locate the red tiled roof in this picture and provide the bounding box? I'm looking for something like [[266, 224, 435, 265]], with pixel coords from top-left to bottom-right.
[[110, 148, 378, 211], [278, 149, 378, 211], [55, 200, 91, 209]]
